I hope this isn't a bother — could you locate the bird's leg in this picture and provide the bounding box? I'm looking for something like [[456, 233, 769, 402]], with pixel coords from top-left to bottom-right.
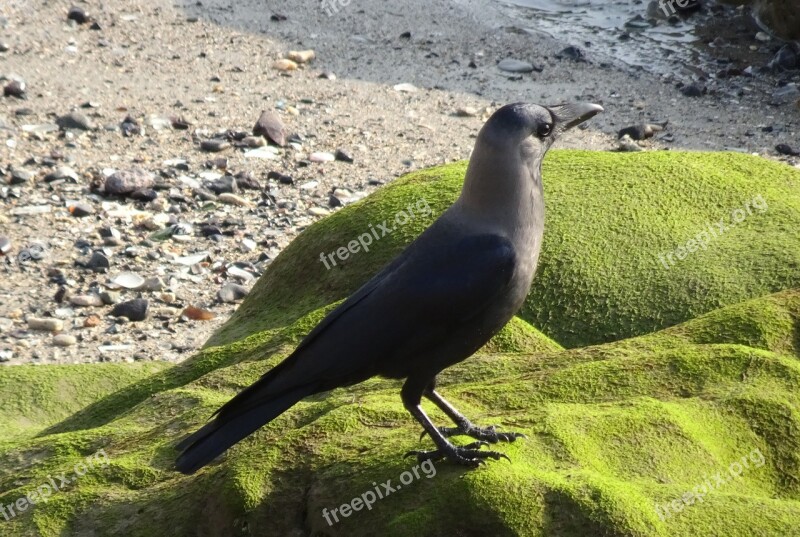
[[424, 389, 527, 443], [401, 377, 510, 467]]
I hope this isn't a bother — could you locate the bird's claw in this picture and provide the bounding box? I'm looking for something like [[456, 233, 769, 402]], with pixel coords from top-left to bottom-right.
[[432, 424, 527, 444], [405, 441, 510, 467]]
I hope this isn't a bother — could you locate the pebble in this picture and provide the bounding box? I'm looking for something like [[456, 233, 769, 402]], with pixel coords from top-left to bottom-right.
[[287, 50, 315, 63], [218, 192, 251, 206], [10, 168, 34, 184], [244, 147, 280, 159], [776, 144, 800, 156], [69, 202, 95, 217], [182, 306, 215, 321], [53, 334, 77, 347], [200, 139, 230, 152], [3, 80, 26, 98], [56, 111, 95, 131], [242, 135, 266, 148], [27, 317, 64, 332], [273, 59, 298, 71], [111, 299, 149, 322], [618, 134, 643, 152], [335, 149, 354, 163], [268, 171, 294, 185], [218, 282, 249, 303], [44, 166, 80, 183], [455, 106, 477, 117], [617, 124, 663, 140], [768, 44, 800, 71], [67, 6, 90, 24], [310, 151, 335, 163], [308, 206, 331, 217], [70, 294, 104, 307], [680, 83, 705, 97], [393, 83, 418, 93], [86, 251, 111, 272], [105, 168, 155, 195], [100, 291, 121, 305], [253, 111, 287, 146], [755, 31, 771, 42], [83, 315, 102, 327], [558, 46, 586, 62], [498, 58, 536, 73], [0, 236, 10, 255]]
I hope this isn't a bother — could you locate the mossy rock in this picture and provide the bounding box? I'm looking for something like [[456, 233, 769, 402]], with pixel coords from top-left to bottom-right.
[[208, 150, 800, 349], [2, 150, 800, 536], [1, 289, 800, 536]]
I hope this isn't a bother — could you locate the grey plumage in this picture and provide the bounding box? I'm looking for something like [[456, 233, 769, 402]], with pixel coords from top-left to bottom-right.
[[175, 101, 603, 474]]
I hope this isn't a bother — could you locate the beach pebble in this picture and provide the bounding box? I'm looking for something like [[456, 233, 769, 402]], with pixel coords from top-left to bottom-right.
[[70, 294, 104, 307], [27, 317, 64, 332], [111, 299, 149, 321], [273, 58, 298, 71], [110, 272, 146, 290], [498, 58, 536, 73], [56, 111, 95, 131], [218, 283, 249, 303], [70, 202, 95, 217], [53, 334, 77, 347], [0, 236, 11, 255], [3, 80, 26, 98], [67, 6, 90, 24], [287, 50, 315, 63], [105, 168, 154, 195], [310, 152, 335, 163], [182, 306, 215, 321], [393, 83, 418, 93], [200, 139, 230, 152], [253, 110, 287, 146], [218, 193, 251, 206]]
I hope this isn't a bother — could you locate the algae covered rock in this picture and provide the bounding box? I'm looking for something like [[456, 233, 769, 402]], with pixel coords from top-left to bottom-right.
[[1, 151, 800, 537]]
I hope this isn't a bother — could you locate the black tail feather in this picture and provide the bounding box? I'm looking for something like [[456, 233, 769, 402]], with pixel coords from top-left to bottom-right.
[[175, 385, 312, 474]]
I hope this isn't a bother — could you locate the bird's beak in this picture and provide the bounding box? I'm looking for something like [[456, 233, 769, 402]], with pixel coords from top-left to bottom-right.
[[548, 102, 604, 132]]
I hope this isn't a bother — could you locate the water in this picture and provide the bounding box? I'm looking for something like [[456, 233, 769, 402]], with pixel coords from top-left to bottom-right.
[[499, 0, 709, 75]]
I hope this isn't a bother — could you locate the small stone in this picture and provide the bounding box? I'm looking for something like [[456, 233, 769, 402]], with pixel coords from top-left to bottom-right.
[[200, 139, 230, 152], [299, 180, 319, 191], [310, 152, 335, 163], [253, 111, 287, 146], [242, 135, 266, 148], [776, 144, 800, 156], [244, 147, 280, 159], [111, 299, 149, 322], [618, 134, 643, 152], [218, 282, 249, 303], [69, 202, 95, 217], [87, 251, 110, 272], [768, 44, 800, 71], [286, 50, 315, 63], [498, 58, 536, 73], [120, 115, 142, 137], [83, 314, 102, 327], [335, 149, 354, 163], [557, 46, 586, 62], [27, 317, 64, 332], [100, 291, 120, 305], [0, 236, 10, 255], [182, 306, 215, 320], [617, 124, 663, 140], [67, 6, 89, 24], [70, 294, 104, 307], [680, 83, 705, 97], [308, 206, 330, 217], [218, 192, 251, 206], [105, 168, 154, 195], [3, 80, 26, 99], [56, 111, 95, 131], [273, 58, 298, 71], [171, 116, 191, 130], [9, 168, 34, 184], [393, 83, 418, 93], [268, 171, 294, 185], [53, 334, 77, 347], [755, 31, 771, 42]]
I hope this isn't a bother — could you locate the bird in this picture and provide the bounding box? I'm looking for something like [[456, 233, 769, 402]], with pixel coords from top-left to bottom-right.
[[175, 102, 604, 474]]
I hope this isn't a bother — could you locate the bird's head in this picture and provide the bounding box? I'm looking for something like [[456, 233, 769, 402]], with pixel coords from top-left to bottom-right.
[[478, 102, 604, 156]]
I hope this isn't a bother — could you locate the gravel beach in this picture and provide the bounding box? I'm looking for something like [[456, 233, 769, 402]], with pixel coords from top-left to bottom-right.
[[1, 0, 798, 365]]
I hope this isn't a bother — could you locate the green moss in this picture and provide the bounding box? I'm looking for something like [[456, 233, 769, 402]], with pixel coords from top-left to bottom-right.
[[1, 151, 800, 536]]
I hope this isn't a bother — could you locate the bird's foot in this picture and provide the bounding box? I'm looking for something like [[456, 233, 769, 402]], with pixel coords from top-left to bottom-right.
[[430, 423, 527, 444], [405, 441, 509, 467]]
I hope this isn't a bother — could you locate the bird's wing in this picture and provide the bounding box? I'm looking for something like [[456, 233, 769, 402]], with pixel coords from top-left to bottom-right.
[[216, 231, 517, 418]]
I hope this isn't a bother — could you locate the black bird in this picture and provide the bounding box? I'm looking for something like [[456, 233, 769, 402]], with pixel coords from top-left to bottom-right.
[[175, 102, 604, 474]]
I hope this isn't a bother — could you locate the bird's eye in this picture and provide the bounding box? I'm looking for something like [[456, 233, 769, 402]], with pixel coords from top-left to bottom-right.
[[536, 123, 553, 138]]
